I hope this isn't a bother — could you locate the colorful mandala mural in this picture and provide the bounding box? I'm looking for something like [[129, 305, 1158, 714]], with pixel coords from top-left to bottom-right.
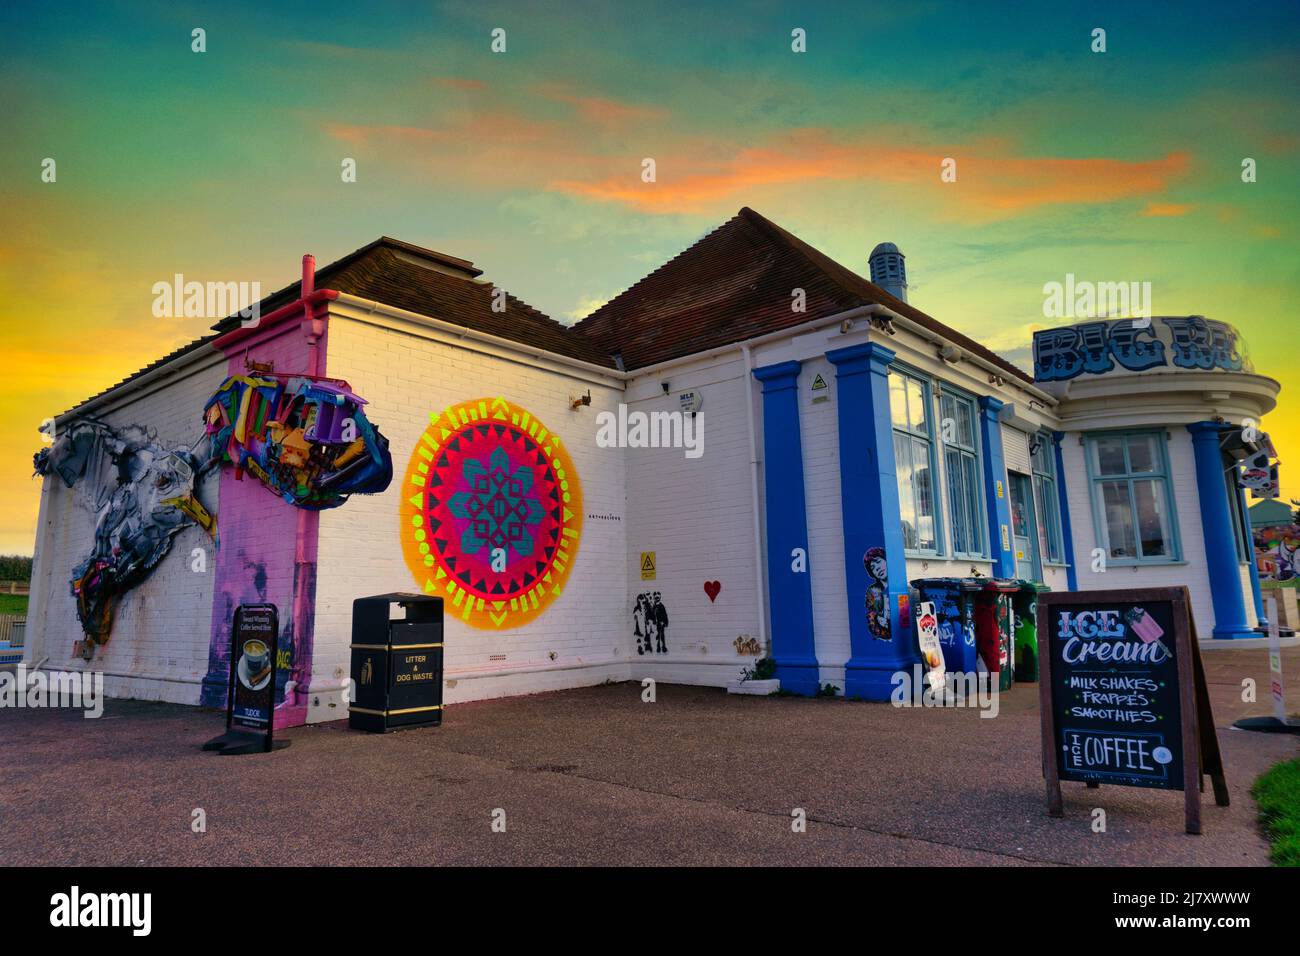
[[400, 397, 582, 628]]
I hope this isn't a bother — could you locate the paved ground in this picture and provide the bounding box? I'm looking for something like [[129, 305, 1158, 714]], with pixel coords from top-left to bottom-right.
[[1, 646, 1296, 866]]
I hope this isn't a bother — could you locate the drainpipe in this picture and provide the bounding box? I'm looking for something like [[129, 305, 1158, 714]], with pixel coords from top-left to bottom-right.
[[742, 343, 769, 657], [287, 254, 323, 717]]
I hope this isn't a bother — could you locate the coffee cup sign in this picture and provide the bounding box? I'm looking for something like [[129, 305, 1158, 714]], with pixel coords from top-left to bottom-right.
[[202, 603, 285, 755], [1037, 587, 1227, 834]]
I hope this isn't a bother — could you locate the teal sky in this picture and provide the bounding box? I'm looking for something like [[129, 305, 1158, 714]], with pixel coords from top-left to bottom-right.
[[1, 0, 1299, 551]]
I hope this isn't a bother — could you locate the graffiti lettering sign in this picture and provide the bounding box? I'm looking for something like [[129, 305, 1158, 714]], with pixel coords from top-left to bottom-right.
[[1033, 317, 1246, 383], [1037, 587, 1226, 834]]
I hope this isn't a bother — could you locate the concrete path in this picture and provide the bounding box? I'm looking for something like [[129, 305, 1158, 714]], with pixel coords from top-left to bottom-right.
[[1, 646, 1295, 866]]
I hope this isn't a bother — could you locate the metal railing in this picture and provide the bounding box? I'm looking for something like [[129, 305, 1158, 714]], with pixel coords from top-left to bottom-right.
[[0, 615, 26, 647]]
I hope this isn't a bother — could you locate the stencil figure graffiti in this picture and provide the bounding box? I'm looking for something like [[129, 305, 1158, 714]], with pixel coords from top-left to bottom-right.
[[864, 547, 891, 640], [34, 420, 219, 645], [203, 373, 392, 510], [634, 592, 670, 654]]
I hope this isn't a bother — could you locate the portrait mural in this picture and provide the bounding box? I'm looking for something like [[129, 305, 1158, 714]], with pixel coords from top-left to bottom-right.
[[400, 397, 583, 628]]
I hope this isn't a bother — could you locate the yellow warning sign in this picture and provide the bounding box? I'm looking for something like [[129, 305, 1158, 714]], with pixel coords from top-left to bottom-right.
[[811, 373, 827, 390], [640, 551, 657, 580]]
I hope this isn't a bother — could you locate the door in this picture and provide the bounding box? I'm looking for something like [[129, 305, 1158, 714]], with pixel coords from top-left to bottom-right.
[[1008, 471, 1041, 581]]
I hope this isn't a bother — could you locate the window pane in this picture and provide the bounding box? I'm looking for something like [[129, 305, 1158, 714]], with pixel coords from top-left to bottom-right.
[[1037, 477, 1062, 563], [1032, 434, 1053, 476], [964, 455, 983, 554], [1101, 480, 1137, 558], [957, 401, 976, 448], [946, 449, 967, 554], [1133, 479, 1170, 557], [939, 393, 956, 442], [906, 379, 928, 436], [889, 375, 908, 430], [913, 437, 936, 550], [1094, 437, 1127, 475], [1127, 434, 1159, 474], [894, 433, 918, 549]]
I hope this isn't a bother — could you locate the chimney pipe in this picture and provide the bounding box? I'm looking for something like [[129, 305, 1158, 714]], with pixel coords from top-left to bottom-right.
[[302, 254, 315, 297]]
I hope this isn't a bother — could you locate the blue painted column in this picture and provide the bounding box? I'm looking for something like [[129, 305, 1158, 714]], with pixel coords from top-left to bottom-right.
[[1237, 474, 1267, 629], [752, 360, 820, 695], [978, 397, 1016, 578], [825, 343, 918, 700], [1052, 431, 1079, 591], [1187, 422, 1255, 639]]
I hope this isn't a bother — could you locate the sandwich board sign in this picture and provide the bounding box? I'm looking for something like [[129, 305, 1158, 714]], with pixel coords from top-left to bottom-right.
[[202, 603, 287, 755], [1037, 586, 1227, 834]]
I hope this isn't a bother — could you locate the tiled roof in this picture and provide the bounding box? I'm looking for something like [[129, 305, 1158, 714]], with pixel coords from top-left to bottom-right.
[[572, 207, 1032, 382], [213, 237, 617, 369], [63, 212, 1031, 420]]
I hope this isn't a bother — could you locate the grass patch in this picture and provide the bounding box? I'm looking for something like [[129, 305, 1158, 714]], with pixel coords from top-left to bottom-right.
[[0, 594, 28, 616], [1252, 757, 1300, 866]]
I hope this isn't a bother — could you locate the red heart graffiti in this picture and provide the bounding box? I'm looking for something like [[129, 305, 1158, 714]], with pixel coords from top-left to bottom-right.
[[704, 581, 721, 602]]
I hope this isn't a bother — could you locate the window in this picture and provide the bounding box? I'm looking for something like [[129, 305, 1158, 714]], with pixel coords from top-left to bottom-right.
[[1086, 431, 1179, 563], [939, 388, 985, 557], [889, 368, 939, 553], [1031, 433, 1065, 564], [1224, 461, 1251, 563]]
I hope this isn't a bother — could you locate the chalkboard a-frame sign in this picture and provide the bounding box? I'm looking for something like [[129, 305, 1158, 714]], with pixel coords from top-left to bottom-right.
[[1037, 586, 1227, 834]]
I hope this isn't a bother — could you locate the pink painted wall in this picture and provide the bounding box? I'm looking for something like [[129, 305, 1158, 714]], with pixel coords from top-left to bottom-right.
[[199, 317, 325, 729]]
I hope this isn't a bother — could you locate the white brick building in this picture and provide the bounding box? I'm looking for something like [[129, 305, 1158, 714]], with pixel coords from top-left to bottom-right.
[[24, 210, 1281, 723]]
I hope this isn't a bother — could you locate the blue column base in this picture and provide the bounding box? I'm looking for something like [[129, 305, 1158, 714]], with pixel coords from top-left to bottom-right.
[[774, 658, 821, 696], [844, 659, 909, 701], [1212, 624, 1259, 640]]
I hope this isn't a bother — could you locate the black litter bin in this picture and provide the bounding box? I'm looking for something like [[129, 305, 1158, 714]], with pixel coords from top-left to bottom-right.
[[349, 593, 444, 733]]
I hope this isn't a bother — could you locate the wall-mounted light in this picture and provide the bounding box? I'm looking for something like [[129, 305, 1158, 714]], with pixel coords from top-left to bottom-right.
[[570, 390, 591, 410]]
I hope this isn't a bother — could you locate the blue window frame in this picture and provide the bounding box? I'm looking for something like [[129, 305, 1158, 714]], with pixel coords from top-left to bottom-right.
[[938, 387, 986, 558], [1031, 432, 1065, 564], [888, 367, 941, 554], [1084, 430, 1181, 564]]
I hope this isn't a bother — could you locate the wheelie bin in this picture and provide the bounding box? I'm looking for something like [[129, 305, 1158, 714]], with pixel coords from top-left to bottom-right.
[[974, 579, 1018, 691], [910, 577, 982, 675], [1011, 580, 1051, 683]]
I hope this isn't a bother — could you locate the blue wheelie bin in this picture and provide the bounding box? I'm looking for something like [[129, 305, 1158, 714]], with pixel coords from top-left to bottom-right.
[[910, 578, 981, 675]]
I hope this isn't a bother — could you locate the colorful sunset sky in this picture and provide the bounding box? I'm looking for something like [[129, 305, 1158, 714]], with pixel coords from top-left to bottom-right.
[[2, 1, 1298, 553]]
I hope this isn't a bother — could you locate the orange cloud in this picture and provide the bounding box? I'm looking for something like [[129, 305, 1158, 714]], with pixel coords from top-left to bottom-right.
[[432, 76, 488, 92], [1142, 202, 1195, 217], [552, 129, 1191, 218], [531, 83, 669, 125]]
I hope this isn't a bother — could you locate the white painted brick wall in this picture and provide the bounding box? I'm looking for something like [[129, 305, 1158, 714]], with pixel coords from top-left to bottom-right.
[[26, 351, 229, 704], [313, 312, 631, 716], [623, 354, 761, 688]]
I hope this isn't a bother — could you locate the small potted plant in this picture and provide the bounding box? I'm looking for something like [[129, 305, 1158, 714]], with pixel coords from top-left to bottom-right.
[[728, 656, 780, 695]]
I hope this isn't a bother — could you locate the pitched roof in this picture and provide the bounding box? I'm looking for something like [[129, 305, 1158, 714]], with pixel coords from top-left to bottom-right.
[[213, 237, 617, 369], [572, 206, 1032, 382]]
